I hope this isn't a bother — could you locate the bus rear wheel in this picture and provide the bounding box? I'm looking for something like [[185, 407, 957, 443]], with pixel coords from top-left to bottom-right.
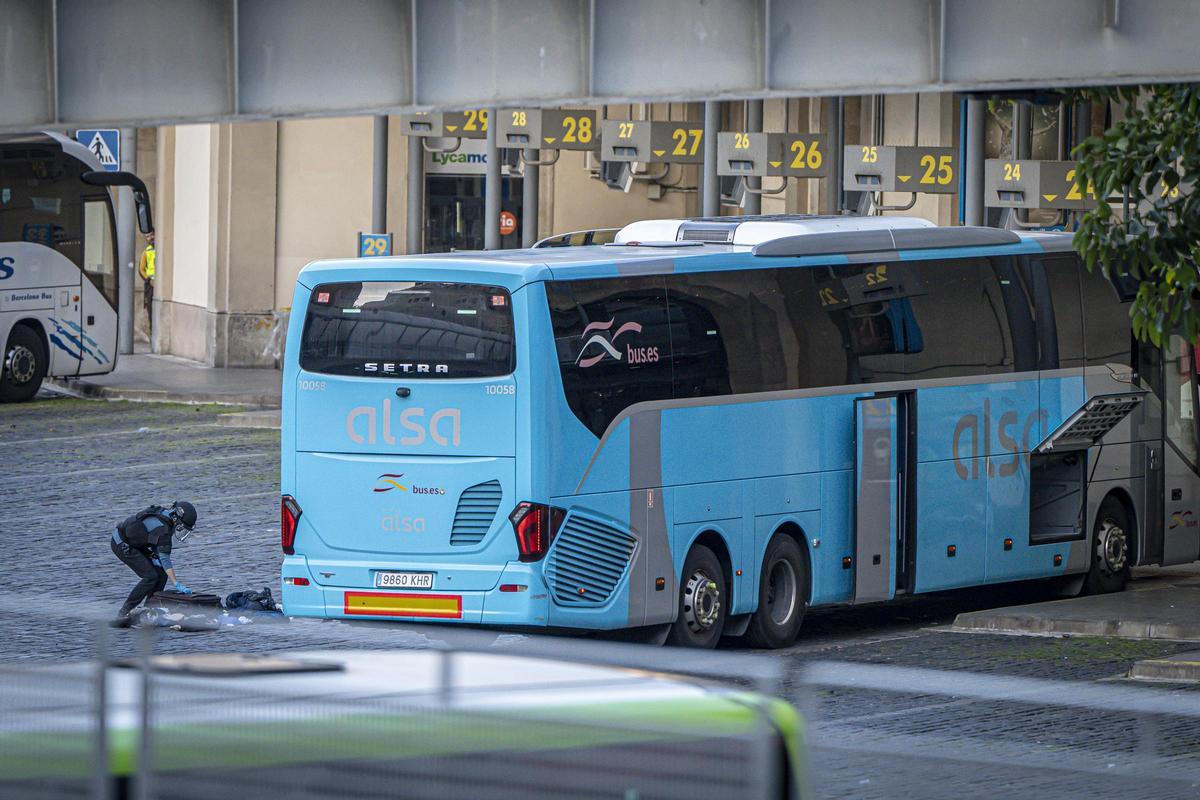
[[1084, 496, 1131, 595], [666, 544, 727, 649], [1, 325, 47, 403], [742, 535, 808, 649]]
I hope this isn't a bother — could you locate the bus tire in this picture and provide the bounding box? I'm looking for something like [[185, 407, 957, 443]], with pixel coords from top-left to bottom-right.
[[1084, 495, 1131, 595], [666, 544, 727, 649], [742, 535, 808, 649], [0, 325, 47, 403]]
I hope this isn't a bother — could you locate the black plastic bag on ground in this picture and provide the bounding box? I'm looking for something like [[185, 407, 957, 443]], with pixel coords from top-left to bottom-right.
[[224, 587, 279, 612], [151, 589, 222, 608]]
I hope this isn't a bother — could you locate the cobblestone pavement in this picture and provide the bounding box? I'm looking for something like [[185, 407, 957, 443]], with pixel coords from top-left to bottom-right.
[[3, 397, 1199, 798]]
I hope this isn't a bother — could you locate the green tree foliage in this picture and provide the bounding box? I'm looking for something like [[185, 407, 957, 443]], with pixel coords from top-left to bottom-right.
[[1067, 84, 1200, 346]]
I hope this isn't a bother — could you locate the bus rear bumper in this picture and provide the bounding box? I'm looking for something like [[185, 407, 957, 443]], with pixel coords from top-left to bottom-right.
[[280, 558, 550, 626]]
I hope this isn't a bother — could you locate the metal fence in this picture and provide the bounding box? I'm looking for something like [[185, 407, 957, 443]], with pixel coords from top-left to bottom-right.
[[0, 614, 792, 800]]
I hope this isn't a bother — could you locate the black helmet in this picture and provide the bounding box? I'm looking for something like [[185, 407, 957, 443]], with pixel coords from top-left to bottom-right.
[[170, 501, 198, 532]]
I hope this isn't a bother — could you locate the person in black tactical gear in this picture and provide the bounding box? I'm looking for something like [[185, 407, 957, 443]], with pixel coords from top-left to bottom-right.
[[110, 501, 198, 626]]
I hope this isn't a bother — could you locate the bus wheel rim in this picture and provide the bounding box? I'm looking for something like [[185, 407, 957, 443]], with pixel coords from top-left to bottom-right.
[[767, 559, 798, 626], [5, 345, 35, 384], [682, 570, 721, 633], [1097, 517, 1128, 574]]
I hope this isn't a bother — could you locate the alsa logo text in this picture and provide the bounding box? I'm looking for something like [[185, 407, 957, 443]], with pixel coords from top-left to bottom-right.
[[346, 400, 461, 447], [0, 257, 14, 280], [576, 318, 658, 368]]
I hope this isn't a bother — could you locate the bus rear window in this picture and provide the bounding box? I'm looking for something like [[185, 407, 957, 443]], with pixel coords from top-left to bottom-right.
[[300, 281, 515, 379]]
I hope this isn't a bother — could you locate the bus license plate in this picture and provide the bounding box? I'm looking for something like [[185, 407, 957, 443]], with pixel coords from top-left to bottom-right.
[[374, 571, 434, 590]]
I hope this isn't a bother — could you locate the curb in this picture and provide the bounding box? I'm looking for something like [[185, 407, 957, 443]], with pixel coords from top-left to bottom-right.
[[217, 410, 282, 430], [951, 612, 1200, 641], [1129, 654, 1200, 683], [46, 379, 280, 409]]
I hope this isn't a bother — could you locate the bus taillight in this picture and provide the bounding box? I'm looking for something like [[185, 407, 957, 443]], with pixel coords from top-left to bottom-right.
[[281, 495, 302, 555], [509, 502, 565, 562]]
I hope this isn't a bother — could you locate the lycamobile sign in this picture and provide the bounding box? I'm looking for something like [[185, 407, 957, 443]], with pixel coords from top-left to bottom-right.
[[431, 152, 486, 166], [424, 139, 515, 176]]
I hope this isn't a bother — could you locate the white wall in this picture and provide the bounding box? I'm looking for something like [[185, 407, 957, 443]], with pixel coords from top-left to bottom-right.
[[170, 124, 213, 308]]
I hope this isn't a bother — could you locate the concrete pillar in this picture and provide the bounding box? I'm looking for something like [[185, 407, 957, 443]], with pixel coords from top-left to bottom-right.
[[1014, 101, 1032, 160], [117, 127, 136, 354], [522, 151, 539, 247], [160, 122, 278, 367], [964, 97, 986, 226], [371, 116, 388, 233], [825, 97, 844, 215], [151, 127, 175, 355], [484, 109, 501, 249], [702, 101, 719, 217], [211, 122, 278, 367], [1073, 102, 1092, 151], [407, 133, 423, 253], [744, 100, 763, 215]]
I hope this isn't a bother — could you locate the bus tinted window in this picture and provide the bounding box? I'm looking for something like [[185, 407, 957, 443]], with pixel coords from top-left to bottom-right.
[[1080, 266, 1133, 368], [1036, 255, 1086, 369], [0, 144, 85, 270], [300, 282, 514, 379], [901, 257, 1017, 378], [666, 270, 785, 396], [547, 277, 675, 437]]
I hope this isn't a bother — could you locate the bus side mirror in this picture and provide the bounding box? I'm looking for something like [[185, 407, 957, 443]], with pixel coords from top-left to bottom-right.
[[81, 170, 155, 235]]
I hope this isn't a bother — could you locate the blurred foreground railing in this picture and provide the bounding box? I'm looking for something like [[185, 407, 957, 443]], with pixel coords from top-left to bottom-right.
[[799, 660, 1200, 800], [0, 605, 794, 800]]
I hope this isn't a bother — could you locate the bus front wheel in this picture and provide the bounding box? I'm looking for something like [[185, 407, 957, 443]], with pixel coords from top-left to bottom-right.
[[1, 325, 47, 403], [1084, 496, 1131, 595], [666, 544, 727, 648], [742, 535, 808, 649]]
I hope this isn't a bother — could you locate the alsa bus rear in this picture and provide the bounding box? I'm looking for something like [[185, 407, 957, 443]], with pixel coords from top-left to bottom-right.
[[280, 216, 1200, 648]]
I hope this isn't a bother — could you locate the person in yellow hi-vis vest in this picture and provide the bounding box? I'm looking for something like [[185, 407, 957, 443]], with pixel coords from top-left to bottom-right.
[[137, 232, 155, 333]]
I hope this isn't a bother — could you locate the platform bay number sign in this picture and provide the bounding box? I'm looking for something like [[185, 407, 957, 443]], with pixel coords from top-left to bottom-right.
[[843, 145, 958, 193]]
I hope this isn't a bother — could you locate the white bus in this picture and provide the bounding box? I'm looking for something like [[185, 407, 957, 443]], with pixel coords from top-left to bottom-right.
[[0, 132, 152, 402]]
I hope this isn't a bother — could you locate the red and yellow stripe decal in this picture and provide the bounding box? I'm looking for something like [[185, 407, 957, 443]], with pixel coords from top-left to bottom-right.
[[343, 591, 463, 619]]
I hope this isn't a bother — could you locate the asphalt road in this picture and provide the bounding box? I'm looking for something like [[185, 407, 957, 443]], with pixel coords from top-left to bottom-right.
[[3, 396, 1198, 799]]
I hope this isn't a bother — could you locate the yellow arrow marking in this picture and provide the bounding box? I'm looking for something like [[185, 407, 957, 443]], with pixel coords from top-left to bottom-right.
[[543, 137, 557, 144], [897, 175, 911, 183], [445, 124, 458, 132], [769, 160, 782, 168], [1043, 193, 1058, 202], [652, 149, 665, 157]]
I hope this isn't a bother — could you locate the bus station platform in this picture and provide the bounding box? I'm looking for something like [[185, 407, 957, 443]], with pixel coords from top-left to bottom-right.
[[953, 565, 1200, 644], [46, 351, 282, 417]]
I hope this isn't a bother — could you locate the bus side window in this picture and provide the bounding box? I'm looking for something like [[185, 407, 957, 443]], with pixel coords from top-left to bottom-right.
[[546, 277, 674, 437], [902, 257, 1016, 379], [1079, 261, 1134, 370], [1030, 255, 1086, 370], [664, 270, 781, 397]]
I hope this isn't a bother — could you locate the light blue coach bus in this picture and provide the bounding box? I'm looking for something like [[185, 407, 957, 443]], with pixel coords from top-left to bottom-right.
[[279, 215, 1200, 648]]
